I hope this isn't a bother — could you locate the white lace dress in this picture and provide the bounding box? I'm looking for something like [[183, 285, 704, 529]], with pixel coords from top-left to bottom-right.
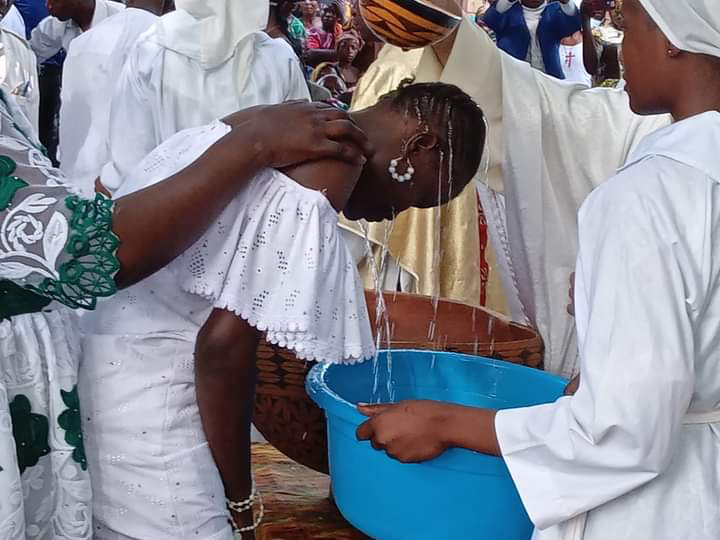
[[79, 121, 375, 540]]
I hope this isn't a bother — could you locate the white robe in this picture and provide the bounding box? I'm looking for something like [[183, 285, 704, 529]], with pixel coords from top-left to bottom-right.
[[0, 28, 38, 134], [496, 111, 720, 540], [1, 6, 26, 38], [419, 19, 671, 376], [29, 0, 125, 64], [100, 14, 309, 192], [59, 7, 158, 196]]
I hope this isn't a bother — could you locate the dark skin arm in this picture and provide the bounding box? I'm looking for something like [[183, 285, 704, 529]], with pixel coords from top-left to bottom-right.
[[195, 309, 261, 536], [306, 48, 338, 66], [581, 8, 601, 77], [356, 401, 501, 463], [111, 101, 372, 288]]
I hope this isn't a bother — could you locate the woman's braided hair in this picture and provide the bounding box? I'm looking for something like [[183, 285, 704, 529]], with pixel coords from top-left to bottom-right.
[[379, 80, 486, 196]]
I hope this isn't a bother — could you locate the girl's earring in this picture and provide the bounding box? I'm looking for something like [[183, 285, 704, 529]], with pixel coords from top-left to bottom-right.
[[389, 156, 415, 183]]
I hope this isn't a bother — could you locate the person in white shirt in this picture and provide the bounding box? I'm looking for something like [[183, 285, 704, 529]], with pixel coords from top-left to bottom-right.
[[484, 0, 581, 79], [100, 0, 310, 193], [1, 3, 26, 36], [58, 0, 172, 195], [29, 0, 124, 64], [559, 30, 592, 86], [358, 1, 720, 539], [0, 13, 38, 131]]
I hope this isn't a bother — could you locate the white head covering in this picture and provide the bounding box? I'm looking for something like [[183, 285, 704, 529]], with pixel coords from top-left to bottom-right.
[[154, 0, 269, 68], [638, 0, 720, 59]]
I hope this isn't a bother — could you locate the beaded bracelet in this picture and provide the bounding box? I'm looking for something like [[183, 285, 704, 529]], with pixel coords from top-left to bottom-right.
[[227, 486, 265, 536]]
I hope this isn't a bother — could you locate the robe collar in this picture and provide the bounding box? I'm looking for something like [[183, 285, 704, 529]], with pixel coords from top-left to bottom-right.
[[619, 111, 720, 182]]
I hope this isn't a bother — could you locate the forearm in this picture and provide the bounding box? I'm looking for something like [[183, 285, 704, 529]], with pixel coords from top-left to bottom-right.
[[443, 405, 501, 456], [112, 124, 268, 288], [195, 309, 262, 503], [582, 17, 599, 75], [306, 48, 337, 66]]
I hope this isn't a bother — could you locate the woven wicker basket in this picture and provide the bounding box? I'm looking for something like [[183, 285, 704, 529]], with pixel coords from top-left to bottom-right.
[[254, 291, 544, 474]]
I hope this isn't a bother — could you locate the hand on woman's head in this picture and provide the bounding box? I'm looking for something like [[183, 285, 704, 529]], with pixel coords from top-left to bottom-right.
[[222, 101, 373, 168]]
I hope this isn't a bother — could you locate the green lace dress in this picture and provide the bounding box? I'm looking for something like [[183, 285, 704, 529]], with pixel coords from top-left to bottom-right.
[[0, 92, 119, 539]]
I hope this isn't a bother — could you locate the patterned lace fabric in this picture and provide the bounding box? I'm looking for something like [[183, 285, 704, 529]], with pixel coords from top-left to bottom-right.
[[112, 120, 376, 364], [0, 90, 119, 539]]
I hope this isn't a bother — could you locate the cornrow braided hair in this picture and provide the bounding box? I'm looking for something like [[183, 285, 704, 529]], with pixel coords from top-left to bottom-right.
[[379, 79, 487, 197]]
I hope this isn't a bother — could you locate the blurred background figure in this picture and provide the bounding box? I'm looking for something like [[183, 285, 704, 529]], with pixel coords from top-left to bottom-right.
[[559, 30, 592, 86], [483, 0, 582, 79], [299, 0, 321, 31], [312, 28, 361, 105], [267, 0, 305, 57], [0, 0, 26, 36], [581, 0, 623, 86], [0, 0, 38, 131], [473, 0, 496, 40], [306, 0, 343, 65], [101, 0, 309, 193], [59, 0, 174, 195]]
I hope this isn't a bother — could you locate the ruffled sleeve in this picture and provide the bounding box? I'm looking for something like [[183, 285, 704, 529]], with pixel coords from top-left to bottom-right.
[[116, 120, 375, 364], [170, 170, 376, 364]]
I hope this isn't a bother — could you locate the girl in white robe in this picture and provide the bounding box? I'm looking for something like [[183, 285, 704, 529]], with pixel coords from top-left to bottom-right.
[[357, 1, 720, 538]]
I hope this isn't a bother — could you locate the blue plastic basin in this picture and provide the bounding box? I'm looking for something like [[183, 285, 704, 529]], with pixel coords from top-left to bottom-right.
[[306, 349, 566, 540]]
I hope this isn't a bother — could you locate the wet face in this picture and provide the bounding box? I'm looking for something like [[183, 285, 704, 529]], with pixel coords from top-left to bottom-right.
[[621, 0, 671, 115], [337, 37, 360, 64], [321, 7, 338, 31]]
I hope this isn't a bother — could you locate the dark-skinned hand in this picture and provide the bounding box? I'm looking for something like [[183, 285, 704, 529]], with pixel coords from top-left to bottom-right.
[[356, 401, 455, 463], [222, 100, 374, 168]]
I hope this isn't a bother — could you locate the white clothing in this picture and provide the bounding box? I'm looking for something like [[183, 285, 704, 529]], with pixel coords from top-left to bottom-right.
[[496, 111, 720, 540], [166, 0, 268, 70], [29, 0, 125, 64], [0, 28, 39, 134], [422, 18, 671, 376], [1, 6, 26, 37], [559, 43, 591, 87], [59, 7, 158, 196], [639, 0, 720, 59], [101, 22, 309, 192], [80, 121, 374, 539], [495, 0, 577, 74], [522, 3, 546, 73]]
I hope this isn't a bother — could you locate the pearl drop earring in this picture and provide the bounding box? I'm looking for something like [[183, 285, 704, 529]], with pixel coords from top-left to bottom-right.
[[389, 157, 415, 183]]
